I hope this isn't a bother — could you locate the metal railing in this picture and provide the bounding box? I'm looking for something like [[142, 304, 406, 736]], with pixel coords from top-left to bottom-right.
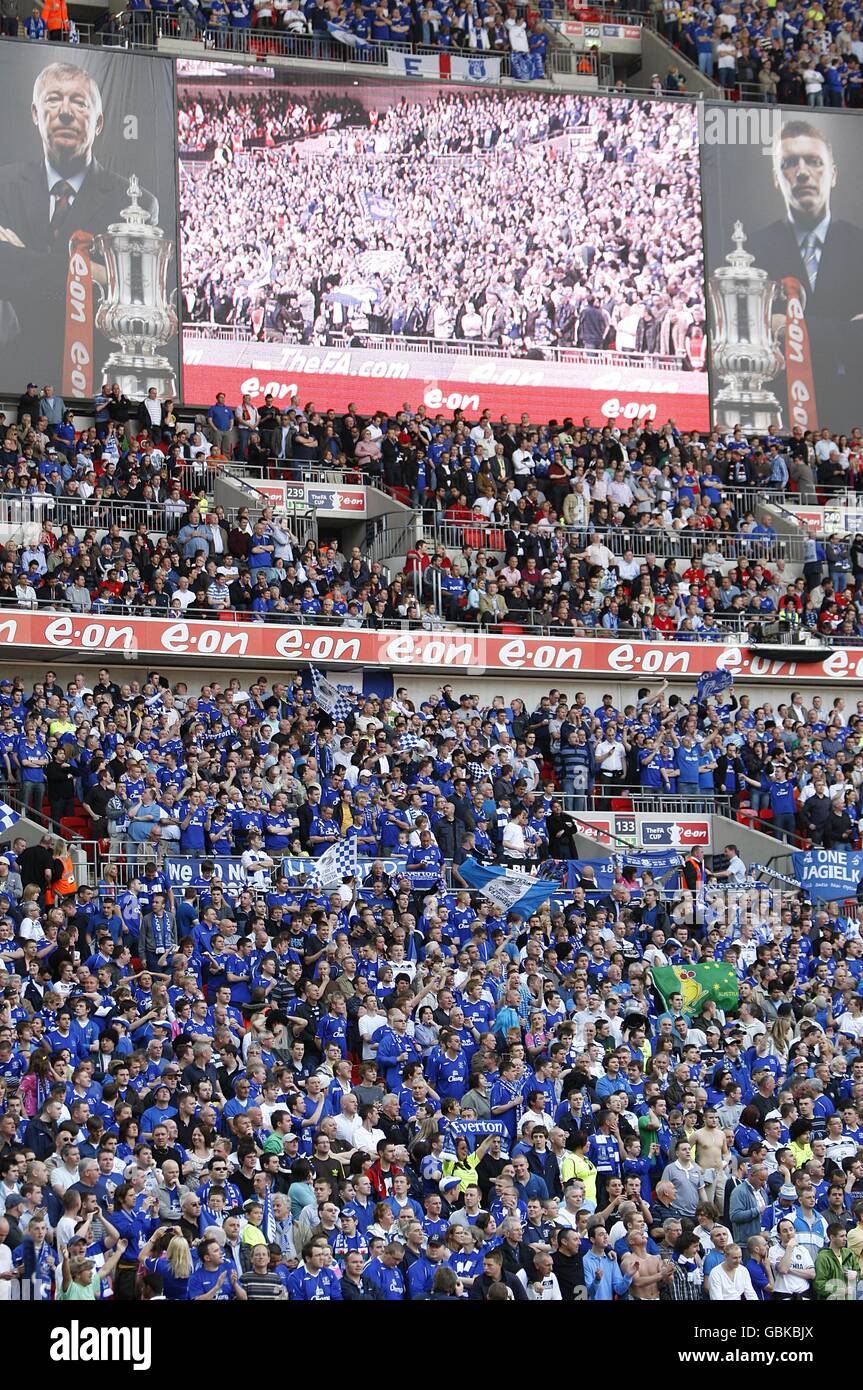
[[570, 792, 733, 816], [0, 592, 794, 642], [714, 798, 811, 849], [226, 460, 389, 496], [106, 18, 600, 83], [425, 517, 807, 564], [366, 512, 422, 569], [555, 7, 651, 27], [19, 18, 615, 90], [183, 321, 686, 373], [0, 494, 317, 542]]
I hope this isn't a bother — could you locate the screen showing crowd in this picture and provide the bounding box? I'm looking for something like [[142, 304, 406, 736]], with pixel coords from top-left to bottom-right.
[[177, 63, 709, 426]]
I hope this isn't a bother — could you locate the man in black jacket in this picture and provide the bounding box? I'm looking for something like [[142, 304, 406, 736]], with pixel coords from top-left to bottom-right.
[[742, 120, 863, 430], [0, 63, 161, 390], [23, 1097, 61, 1161], [552, 1226, 586, 1301], [468, 1246, 528, 1300], [801, 781, 832, 845], [341, 1248, 386, 1301], [824, 797, 857, 850]]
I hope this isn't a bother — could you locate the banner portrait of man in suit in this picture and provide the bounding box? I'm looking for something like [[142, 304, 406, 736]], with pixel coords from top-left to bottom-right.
[[703, 111, 863, 434], [0, 43, 179, 397]]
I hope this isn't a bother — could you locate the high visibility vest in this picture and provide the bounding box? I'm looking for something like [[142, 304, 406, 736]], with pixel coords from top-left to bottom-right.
[[42, 0, 69, 29], [47, 855, 76, 905], [683, 854, 703, 888]]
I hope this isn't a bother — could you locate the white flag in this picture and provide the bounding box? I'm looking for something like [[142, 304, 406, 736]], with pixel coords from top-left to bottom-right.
[[306, 838, 358, 892]]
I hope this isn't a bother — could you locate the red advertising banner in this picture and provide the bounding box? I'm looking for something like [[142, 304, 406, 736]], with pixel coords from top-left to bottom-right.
[[0, 612, 860, 680], [254, 481, 367, 515], [181, 352, 709, 432], [575, 813, 711, 848]]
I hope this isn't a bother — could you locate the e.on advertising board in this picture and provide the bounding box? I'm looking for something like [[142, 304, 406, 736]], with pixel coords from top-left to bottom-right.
[[575, 814, 711, 849], [3, 612, 863, 680]]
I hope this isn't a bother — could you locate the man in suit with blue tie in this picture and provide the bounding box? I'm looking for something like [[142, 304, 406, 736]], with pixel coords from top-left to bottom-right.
[[747, 119, 863, 431], [0, 60, 157, 388]]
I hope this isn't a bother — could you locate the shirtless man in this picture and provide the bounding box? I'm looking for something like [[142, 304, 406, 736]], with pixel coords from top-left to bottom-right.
[[692, 1106, 730, 1204], [620, 1227, 674, 1301]]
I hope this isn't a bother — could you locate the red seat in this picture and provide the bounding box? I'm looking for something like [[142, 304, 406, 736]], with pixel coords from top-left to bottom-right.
[[463, 527, 487, 549], [610, 797, 634, 812], [497, 623, 526, 634]]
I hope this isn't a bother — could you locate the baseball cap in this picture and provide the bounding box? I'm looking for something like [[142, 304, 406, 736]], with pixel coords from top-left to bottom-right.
[[4, 1193, 23, 1211]]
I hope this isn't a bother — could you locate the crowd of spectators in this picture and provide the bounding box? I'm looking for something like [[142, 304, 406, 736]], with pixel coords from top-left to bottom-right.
[[5, 652, 863, 851], [109, 0, 557, 55], [0, 662, 861, 1303], [6, 380, 863, 641], [179, 84, 705, 362], [664, 0, 863, 104], [10, 0, 558, 57]]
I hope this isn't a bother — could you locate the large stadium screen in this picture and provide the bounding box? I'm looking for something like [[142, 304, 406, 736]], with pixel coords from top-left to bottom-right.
[[177, 62, 709, 428], [702, 104, 863, 436], [0, 41, 180, 400]]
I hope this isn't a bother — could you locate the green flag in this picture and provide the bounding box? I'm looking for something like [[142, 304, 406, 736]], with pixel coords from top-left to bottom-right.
[[652, 963, 739, 1017]]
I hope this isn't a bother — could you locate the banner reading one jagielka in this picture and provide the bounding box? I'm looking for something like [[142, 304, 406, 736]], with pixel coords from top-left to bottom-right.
[[0, 41, 179, 401], [701, 104, 863, 435], [177, 61, 708, 425], [791, 849, 863, 901]]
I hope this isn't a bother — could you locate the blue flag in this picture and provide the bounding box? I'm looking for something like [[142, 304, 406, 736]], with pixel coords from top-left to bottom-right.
[[327, 20, 369, 49], [358, 190, 397, 223], [791, 849, 863, 900], [564, 859, 616, 891], [510, 52, 545, 81], [458, 857, 554, 917], [697, 669, 734, 703], [614, 850, 684, 876], [442, 1119, 509, 1157]]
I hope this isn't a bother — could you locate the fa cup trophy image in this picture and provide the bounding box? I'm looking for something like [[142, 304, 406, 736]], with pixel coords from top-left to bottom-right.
[[95, 175, 179, 398], [709, 221, 784, 431]]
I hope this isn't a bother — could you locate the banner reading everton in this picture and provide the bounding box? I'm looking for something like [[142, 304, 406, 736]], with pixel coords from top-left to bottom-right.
[[791, 849, 863, 900], [442, 1119, 509, 1158], [0, 41, 180, 399]]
